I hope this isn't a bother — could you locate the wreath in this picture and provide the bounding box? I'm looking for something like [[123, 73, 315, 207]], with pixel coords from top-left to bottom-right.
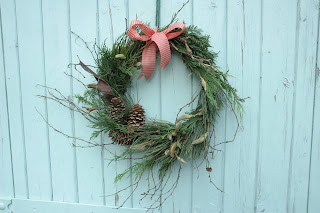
[[42, 8, 243, 210]]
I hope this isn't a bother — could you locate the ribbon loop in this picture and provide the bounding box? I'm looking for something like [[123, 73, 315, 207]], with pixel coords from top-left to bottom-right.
[[128, 19, 186, 80]]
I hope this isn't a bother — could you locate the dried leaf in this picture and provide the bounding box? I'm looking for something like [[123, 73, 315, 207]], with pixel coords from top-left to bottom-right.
[[115, 192, 119, 206], [79, 60, 96, 76], [135, 62, 142, 67], [170, 142, 177, 157], [175, 122, 183, 131], [79, 60, 114, 100], [115, 54, 126, 59], [87, 83, 100, 91], [96, 79, 114, 98], [185, 41, 192, 54], [176, 111, 203, 124], [164, 150, 170, 156], [175, 153, 187, 163], [130, 141, 153, 151], [200, 76, 207, 91], [130, 144, 146, 151], [176, 114, 192, 123], [192, 132, 209, 145]]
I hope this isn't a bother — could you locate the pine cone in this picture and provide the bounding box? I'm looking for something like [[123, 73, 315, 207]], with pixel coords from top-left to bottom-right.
[[128, 104, 145, 127], [109, 97, 126, 123], [108, 103, 145, 146], [108, 129, 133, 145]]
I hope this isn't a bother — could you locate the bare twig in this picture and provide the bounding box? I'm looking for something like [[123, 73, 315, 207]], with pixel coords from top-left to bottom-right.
[[165, 0, 190, 28]]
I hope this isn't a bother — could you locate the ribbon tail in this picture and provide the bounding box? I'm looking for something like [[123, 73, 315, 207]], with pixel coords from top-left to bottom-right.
[[140, 42, 157, 80], [152, 32, 171, 70]]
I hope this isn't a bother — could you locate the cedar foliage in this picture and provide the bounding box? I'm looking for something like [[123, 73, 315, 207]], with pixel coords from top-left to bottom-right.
[[73, 19, 243, 209], [76, 24, 243, 181]]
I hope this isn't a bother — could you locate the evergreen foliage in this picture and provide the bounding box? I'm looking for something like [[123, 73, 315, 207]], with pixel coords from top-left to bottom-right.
[[75, 23, 243, 185]]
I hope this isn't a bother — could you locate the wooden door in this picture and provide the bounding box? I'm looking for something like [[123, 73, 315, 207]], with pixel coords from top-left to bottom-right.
[[1, 0, 320, 212]]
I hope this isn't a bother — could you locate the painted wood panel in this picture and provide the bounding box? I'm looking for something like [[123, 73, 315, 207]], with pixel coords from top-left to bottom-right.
[[69, 0, 104, 205], [0, 5, 14, 198], [0, 0, 29, 199], [99, 0, 132, 207], [0, 0, 319, 212], [159, 1, 194, 212], [256, 0, 298, 212], [10, 198, 146, 213], [98, 0, 120, 207], [15, 0, 52, 200], [287, 0, 319, 212], [41, 0, 78, 203], [308, 4, 320, 211], [192, 1, 227, 212], [127, 0, 158, 210], [224, 0, 262, 212]]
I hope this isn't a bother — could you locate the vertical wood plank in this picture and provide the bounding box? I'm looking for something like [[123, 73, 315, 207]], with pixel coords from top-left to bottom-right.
[[41, 0, 78, 203], [0, 0, 29, 199], [223, 0, 262, 212], [256, 0, 298, 212], [98, 0, 113, 48], [108, 0, 132, 207], [192, 0, 227, 212], [69, 0, 104, 205], [0, 7, 14, 197], [100, 0, 133, 207], [127, 0, 158, 209], [287, 0, 319, 212], [308, 74, 320, 213], [15, 0, 53, 200], [98, 0, 117, 207], [159, 1, 193, 212], [307, 4, 320, 212], [98, 0, 132, 207], [129, 0, 159, 120], [96, 0, 106, 206]]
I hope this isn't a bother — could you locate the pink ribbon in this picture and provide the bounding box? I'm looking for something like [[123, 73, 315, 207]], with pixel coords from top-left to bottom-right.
[[128, 20, 186, 80]]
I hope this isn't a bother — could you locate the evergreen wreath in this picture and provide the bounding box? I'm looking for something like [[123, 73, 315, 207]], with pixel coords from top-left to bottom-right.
[[41, 4, 244, 210]]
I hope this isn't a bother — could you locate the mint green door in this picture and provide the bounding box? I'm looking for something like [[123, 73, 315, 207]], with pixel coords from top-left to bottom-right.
[[1, 0, 319, 212]]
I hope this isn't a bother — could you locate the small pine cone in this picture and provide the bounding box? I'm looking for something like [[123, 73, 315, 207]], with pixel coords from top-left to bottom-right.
[[108, 129, 133, 145], [128, 104, 145, 127], [109, 97, 126, 123]]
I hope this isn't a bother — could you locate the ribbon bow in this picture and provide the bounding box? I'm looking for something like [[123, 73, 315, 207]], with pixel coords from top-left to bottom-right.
[[128, 20, 186, 80]]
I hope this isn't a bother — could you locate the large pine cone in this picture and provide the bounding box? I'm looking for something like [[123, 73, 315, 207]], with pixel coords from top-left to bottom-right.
[[108, 129, 133, 145], [128, 104, 145, 127], [108, 103, 145, 145], [108, 97, 126, 123]]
